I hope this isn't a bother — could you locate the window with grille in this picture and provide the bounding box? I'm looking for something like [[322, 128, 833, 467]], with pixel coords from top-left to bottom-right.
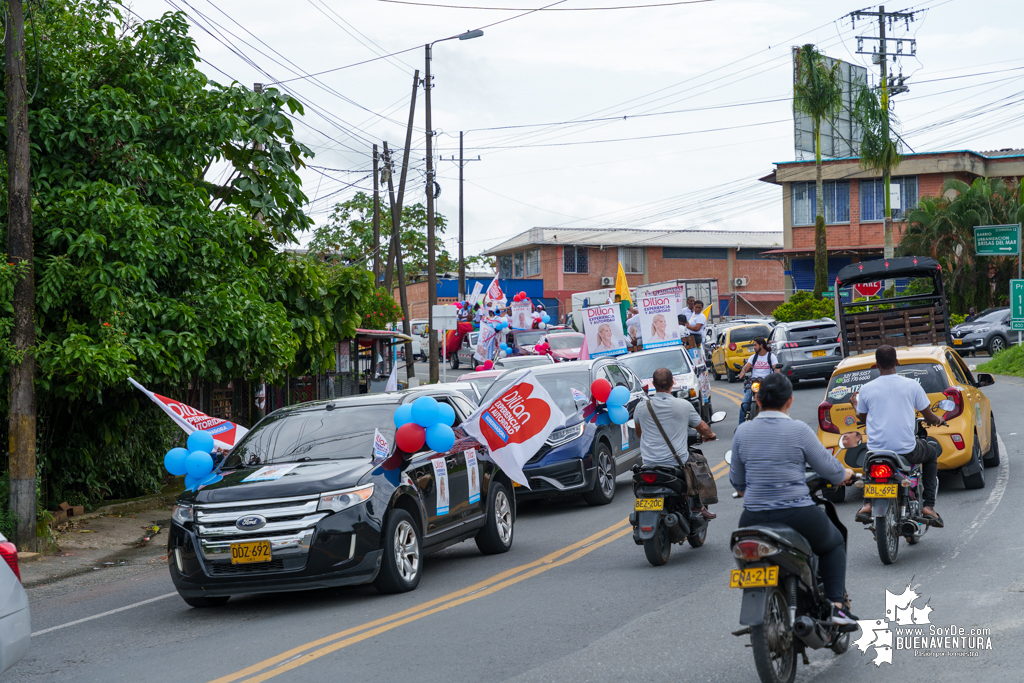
[[563, 246, 589, 273], [498, 255, 513, 279], [792, 181, 850, 225], [525, 249, 541, 276], [514, 252, 524, 278], [860, 176, 918, 221], [619, 247, 645, 274]]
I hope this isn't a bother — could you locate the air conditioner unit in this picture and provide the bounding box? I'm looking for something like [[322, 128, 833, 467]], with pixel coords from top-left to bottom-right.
[[734, 277, 749, 287], [601, 276, 614, 286]]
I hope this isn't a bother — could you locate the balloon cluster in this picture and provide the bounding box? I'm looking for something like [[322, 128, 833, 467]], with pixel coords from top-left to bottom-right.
[[541, 313, 551, 324], [393, 396, 457, 453], [513, 291, 528, 302], [475, 359, 495, 372], [535, 342, 550, 356], [590, 379, 630, 425], [492, 319, 508, 331], [164, 431, 222, 490], [500, 342, 510, 353]]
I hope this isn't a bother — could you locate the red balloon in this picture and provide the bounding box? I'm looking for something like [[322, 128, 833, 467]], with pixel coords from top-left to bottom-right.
[[590, 378, 612, 403], [396, 423, 426, 452], [475, 365, 486, 372], [483, 360, 494, 370]]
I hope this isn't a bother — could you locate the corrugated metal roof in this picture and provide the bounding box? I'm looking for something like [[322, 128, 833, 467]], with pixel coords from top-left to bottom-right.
[[485, 227, 783, 255]]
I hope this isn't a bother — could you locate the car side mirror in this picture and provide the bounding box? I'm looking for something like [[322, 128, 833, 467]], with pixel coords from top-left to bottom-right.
[[976, 373, 995, 388], [709, 410, 727, 424], [724, 449, 732, 465], [839, 431, 862, 449]]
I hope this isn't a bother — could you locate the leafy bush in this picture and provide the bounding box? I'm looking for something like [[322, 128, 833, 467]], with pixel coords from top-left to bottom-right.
[[977, 344, 1024, 377], [359, 288, 403, 330], [772, 292, 835, 323], [950, 313, 966, 326]]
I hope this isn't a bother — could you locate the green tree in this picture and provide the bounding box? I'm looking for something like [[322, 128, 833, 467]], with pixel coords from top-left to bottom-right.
[[0, 1, 372, 504], [854, 81, 903, 261], [772, 291, 835, 323], [308, 191, 454, 281], [793, 44, 844, 300]]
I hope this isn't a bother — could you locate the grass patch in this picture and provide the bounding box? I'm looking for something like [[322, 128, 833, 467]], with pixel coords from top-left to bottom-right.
[[977, 344, 1024, 377]]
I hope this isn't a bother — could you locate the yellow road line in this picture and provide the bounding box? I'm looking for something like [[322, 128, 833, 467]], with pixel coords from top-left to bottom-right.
[[711, 460, 729, 473], [714, 466, 731, 481], [209, 519, 630, 683], [712, 388, 743, 407], [714, 385, 744, 399]]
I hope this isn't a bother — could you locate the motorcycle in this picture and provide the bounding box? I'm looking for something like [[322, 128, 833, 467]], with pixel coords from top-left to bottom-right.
[[630, 411, 726, 566], [847, 419, 944, 565], [726, 450, 854, 683], [742, 365, 783, 422]]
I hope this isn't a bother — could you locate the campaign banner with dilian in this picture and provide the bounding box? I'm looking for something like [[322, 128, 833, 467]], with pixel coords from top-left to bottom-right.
[[582, 304, 628, 358], [636, 291, 682, 349]]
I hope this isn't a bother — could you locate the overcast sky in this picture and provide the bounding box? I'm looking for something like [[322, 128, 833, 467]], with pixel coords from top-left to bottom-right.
[[128, 0, 1023, 257]]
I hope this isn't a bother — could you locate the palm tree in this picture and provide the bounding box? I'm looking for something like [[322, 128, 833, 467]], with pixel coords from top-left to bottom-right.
[[793, 44, 844, 300], [854, 82, 902, 263]]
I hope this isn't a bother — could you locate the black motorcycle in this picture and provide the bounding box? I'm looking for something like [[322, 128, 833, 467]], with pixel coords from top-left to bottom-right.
[[847, 419, 942, 565], [727, 453, 854, 683], [630, 412, 725, 566]]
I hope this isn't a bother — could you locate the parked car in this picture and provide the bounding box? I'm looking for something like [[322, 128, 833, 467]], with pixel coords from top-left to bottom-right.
[[167, 388, 515, 606], [496, 355, 555, 370], [0, 532, 30, 674], [768, 318, 842, 383], [541, 332, 585, 362], [710, 323, 773, 382], [396, 336, 425, 363], [479, 359, 645, 505], [951, 307, 1016, 356], [410, 319, 429, 338], [619, 346, 713, 422]]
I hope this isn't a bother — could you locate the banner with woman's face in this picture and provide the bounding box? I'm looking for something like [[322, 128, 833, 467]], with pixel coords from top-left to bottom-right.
[[636, 291, 682, 349], [582, 304, 628, 357]]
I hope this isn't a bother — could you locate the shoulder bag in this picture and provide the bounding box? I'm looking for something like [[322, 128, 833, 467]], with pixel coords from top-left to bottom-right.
[[643, 397, 719, 505]]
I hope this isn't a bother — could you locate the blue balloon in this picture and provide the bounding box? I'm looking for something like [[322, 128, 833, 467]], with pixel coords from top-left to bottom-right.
[[411, 395, 440, 428], [185, 450, 214, 478], [607, 385, 630, 407], [436, 402, 456, 427], [609, 405, 629, 425], [187, 430, 215, 454], [500, 343, 510, 352], [184, 473, 201, 490], [541, 313, 550, 324], [426, 423, 456, 453], [394, 403, 414, 428], [164, 447, 190, 476], [198, 472, 222, 488]]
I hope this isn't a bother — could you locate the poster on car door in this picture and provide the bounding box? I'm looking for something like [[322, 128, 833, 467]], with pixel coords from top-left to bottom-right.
[[636, 290, 682, 349], [466, 449, 481, 504], [581, 304, 628, 358], [432, 457, 450, 516], [511, 300, 533, 330], [474, 319, 498, 362]]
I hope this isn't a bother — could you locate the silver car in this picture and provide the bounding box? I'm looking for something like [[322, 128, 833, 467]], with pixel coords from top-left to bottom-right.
[[768, 318, 842, 383], [0, 532, 30, 674]]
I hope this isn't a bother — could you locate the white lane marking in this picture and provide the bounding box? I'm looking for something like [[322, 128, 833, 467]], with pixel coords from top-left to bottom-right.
[[932, 433, 1010, 577], [31, 592, 177, 636]]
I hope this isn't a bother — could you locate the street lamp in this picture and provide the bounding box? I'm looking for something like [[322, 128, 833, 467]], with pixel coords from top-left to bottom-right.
[[425, 29, 483, 384]]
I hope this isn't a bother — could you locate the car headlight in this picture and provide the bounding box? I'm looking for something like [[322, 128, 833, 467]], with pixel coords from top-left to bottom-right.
[[546, 422, 585, 447], [172, 504, 193, 525], [318, 484, 375, 513], [974, 327, 990, 334]]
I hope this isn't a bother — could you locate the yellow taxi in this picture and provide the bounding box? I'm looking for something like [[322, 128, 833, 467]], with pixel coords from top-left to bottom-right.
[[711, 323, 773, 383], [816, 346, 998, 492]]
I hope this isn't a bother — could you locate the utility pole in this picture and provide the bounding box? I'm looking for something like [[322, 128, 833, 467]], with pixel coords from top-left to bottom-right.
[[425, 44, 439, 385], [383, 69, 419, 293], [384, 143, 417, 381], [6, 0, 37, 551], [372, 144, 380, 283], [443, 132, 481, 302], [852, 5, 916, 261]]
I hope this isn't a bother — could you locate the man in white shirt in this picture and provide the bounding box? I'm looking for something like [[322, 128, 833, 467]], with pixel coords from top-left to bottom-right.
[[685, 300, 707, 345], [678, 296, 695, 334], [850, 345, 946, 528], [737, 337, 778, 424]]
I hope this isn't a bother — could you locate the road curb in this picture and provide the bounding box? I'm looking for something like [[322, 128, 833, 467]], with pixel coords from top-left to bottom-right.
[[74, 490, 181, 524]]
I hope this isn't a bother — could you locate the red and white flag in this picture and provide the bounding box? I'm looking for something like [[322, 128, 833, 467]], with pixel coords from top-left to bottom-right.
[[461, 371, 566, 487], [485, 276, 506, 308], [128, 377, 249, 449]]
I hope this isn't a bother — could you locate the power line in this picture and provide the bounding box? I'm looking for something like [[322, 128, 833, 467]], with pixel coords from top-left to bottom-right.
[[377, 0, 713, 9]]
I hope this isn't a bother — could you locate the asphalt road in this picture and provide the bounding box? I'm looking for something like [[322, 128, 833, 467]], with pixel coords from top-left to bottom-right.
[[8, 372, 1023, 683]]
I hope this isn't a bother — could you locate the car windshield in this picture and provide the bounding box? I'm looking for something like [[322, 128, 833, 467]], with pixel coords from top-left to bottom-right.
[[481, 368, 591, 417], [498, 356, 552, 368], [546, 334, 584, 350], [825, 363, 950, 404], [514, 331, 545, 346], [732, 325, 772, 343], [620, 349, 690, 380], [973, 309, 1007, 324], [224, 405, 398, 466], [460, 376, 498, 394], [788, 324, 839, 342]]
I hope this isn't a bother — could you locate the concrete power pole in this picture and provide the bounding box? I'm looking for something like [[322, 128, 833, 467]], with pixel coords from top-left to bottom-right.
[[372, 144, 380, 283], [383, 70, 419, 293], [425, 45, 439, 385], [6, 0, 37, 551], [383, 143, 417, 381]]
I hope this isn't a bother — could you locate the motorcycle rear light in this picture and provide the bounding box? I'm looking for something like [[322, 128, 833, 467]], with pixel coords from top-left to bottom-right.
[[818, 401, 839, 434], [869, 463, 893, 480], [732, 539, 779, 561], [0, 541, 20, 582], [641, 526, 654, 532], [729, 343, 737, 351], [950, 433, 965, 450], [942, 387, 964, 420], [640, 472, 658, 484]]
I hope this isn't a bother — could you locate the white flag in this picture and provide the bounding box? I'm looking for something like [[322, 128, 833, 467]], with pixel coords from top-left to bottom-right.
[[128, 377, 248, 449], [384, 362, 398, 392], [461, 370, 566, 487]]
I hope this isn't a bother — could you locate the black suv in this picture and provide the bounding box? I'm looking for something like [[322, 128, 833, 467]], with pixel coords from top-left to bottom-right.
[[768, 318, 842, 382], [167, 388, 514, 607]]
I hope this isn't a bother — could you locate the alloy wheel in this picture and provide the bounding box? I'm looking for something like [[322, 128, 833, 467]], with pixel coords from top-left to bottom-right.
[[597, 451, 615, 497], [394, 520, 420, 582], [494, 491, 513, 544]]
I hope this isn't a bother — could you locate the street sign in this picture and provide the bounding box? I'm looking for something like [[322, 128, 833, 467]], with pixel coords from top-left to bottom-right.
[[974, 224, 1020, 256], [1012, 320, 1024, 331], [1011, 280, 1024, 320], [432, 304, 458, 331], [854, 281, 882, 298]]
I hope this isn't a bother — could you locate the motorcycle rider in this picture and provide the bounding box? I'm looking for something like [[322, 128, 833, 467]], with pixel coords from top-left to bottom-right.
[[737, 337, 778, 425], [730, 373, 858, 627], [850, 344, 945, 528], [634, 367, 718, 520]]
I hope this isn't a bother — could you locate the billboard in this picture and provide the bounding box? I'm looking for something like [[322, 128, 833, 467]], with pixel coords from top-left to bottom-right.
[[793, 48, 868, 161]]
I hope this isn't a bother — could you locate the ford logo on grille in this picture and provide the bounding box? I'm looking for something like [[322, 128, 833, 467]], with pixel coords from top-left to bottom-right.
[[235, 515, 267, 531]]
